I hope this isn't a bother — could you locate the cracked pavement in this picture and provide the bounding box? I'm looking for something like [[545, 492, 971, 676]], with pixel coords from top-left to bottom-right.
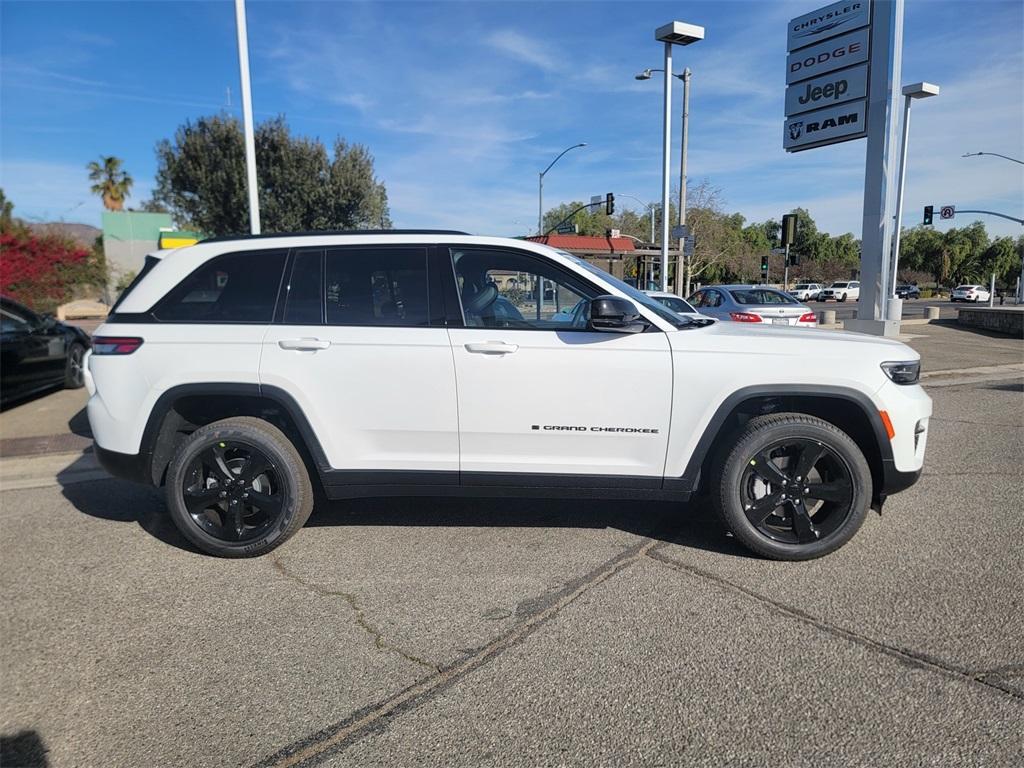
[[2, 330, 1023, 766]]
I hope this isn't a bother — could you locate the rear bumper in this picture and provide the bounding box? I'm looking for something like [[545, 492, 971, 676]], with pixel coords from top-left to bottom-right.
[[95, 445, 150, 485]]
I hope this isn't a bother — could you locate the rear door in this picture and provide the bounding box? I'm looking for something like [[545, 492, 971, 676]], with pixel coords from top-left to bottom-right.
[[259, 245, 459, 480], [442, 245, 672, 482]]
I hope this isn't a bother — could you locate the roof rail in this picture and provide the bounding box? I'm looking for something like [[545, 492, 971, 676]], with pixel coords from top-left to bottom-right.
[[199, 229, 470, 243]]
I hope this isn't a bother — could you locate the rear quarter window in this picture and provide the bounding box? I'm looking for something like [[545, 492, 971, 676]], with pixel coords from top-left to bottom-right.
[[154, 249, 287, 323]]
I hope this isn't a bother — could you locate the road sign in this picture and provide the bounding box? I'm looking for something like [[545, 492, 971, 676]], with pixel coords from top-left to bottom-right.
[[682, 237, 695, 257], [784, 100, 867, 152], [671, 224, 689, 239], [940, 205, 955, 220], [785, 27, 869, 85], [785, 64, 868, 116], [787, 0, 871, 52], [556, 222, 577, 235]]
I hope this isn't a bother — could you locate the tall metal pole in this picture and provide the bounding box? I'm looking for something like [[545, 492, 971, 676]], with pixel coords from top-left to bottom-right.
[[679, 68, 691, 296], [889, 94, 913, 309], [659, 42, 673, 293], [537, 173, 543, 236], [235, 0, 260, 235], [846, 0, 904, 337]]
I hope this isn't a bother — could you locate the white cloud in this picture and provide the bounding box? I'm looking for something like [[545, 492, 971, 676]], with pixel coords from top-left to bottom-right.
[[485, 29, 561, 72]]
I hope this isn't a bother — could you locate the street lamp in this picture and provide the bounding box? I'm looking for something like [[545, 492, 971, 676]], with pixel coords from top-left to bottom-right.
[[636, 65, 693, 294], [234, 0, 260, 234], [889, 82, 940, 318], [617, 194, 658, 244], [654, 21, 703, 292], [962, 151, 1024, 165], [537, 143, 587, 236]]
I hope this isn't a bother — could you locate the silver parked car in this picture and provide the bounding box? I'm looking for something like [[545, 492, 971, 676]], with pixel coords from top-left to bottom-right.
[[688, 285, 818, 327]]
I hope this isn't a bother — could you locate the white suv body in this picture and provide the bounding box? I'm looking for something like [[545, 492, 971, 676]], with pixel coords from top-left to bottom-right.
[[819, 281, 860, 302], [86, 232, 930, 560], [790, 283, 823, 301]]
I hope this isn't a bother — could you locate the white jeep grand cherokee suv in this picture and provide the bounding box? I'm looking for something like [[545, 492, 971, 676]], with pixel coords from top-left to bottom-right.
[[86, 231, 931, 560]]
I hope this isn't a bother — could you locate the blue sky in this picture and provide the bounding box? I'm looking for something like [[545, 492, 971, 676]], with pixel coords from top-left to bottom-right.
[[1, 0, 1022, 237]]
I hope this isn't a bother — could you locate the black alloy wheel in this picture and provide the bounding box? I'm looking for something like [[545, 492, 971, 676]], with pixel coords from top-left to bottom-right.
[[182, 440, 289, 543], [739, 438, 854, 545], [65, 343, 85, 388], [713, 413, 871, 560]]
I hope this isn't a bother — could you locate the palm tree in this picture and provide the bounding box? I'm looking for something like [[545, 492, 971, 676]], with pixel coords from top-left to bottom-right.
[[86, 156, 133, 211]]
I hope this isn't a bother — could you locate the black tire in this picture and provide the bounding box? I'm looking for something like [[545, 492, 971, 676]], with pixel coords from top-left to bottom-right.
[[64, 343, 85, 389], [165, 416, 314, 558], [839, 293, 847, 302], [712, 413, 871, 561]]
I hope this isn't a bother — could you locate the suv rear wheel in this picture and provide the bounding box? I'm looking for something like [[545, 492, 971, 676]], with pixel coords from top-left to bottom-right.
[[165, 417, 314, 558], [712, 413, 871, 560]]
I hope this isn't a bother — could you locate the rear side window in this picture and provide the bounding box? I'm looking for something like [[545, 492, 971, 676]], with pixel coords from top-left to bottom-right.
[[154, 250, 287, 323], [325, 247, 429, 326]]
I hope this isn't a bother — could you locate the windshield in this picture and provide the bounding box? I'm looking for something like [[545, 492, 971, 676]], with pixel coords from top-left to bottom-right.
[[830, 282, 849, 288], [794, 284, 810, 290], [729, 288, 798, 306], [558, 252, 696, 329]]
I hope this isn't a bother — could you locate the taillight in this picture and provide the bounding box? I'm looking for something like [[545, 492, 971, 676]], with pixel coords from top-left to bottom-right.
[[798, 312, 817, 323], [91, 336, 144, 355], [729, 312, 762, 322]]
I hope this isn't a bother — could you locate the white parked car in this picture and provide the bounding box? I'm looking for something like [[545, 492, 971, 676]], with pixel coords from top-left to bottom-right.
[[86, 231, 930, 561], [643, 290, 709, 320], [951, 285, 991, 302], [818, 281, 860, 302], [790, 283, 823, 301]]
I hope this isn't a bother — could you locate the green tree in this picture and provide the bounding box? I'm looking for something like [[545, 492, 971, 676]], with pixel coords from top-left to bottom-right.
[[87, 156, 133, 211], [153, 114, 390, 236], [0, 188, 15, 233]]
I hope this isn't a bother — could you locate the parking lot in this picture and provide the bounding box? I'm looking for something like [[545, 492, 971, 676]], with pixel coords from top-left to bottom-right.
[[1, 321, 1022, 767]]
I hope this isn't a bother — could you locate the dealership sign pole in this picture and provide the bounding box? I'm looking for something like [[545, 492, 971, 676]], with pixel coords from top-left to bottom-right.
[[785, 0, 905, 336]]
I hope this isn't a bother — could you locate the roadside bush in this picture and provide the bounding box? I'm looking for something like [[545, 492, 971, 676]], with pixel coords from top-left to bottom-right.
[[0, 230, 105, 313]]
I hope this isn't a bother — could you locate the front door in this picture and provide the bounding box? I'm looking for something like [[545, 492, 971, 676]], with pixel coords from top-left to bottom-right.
[[443, 246, 673, 482], [260, 246, 459, 478]]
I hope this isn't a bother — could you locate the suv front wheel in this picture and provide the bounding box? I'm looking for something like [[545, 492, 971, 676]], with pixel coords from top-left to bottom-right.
[[713, 413, 871, 560], [165, 417, 314, 557]]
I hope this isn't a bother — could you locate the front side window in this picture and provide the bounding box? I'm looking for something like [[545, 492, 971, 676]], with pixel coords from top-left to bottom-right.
[[704, 290, 723, 308], [325, 247, 429, 326], [450, 248, 595, 330], [155, 250, 287, 323]]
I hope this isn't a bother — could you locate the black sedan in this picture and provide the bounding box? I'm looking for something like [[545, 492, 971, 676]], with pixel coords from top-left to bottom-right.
[[895, 284, 921, 299], [1, 296, 91, 408]]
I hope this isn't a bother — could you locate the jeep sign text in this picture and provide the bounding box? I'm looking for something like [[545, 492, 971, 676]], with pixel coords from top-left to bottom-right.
[[786, 27, 869, 85], [784, 100, 867, 151], [785, 64, 868, 116]]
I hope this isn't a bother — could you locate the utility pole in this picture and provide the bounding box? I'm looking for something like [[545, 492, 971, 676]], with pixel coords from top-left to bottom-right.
[[679, 68, 691, 296]]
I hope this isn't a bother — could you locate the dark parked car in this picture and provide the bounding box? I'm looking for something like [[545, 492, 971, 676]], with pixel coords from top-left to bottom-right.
[[895, 284, 921, 299], [1, 296, 90, 407]]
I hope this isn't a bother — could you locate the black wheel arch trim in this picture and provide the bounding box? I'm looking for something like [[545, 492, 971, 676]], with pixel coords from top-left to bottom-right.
[[665, 384, 900, 497]]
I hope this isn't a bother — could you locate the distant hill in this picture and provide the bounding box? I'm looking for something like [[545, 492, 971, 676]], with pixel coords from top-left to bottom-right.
[[28, 222, 101, 247]]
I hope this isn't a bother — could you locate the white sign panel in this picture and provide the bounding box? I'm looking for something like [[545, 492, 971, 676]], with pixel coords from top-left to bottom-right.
[[788, 0, 871, 52], [784, 100, 867, 151], [785, 63, 868, 116], [786, 27, 869, 85]]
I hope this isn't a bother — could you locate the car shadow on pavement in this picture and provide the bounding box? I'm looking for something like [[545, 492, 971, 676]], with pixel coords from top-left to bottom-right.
[[0, 729, 49, 767], [57, 454, 752, 559]]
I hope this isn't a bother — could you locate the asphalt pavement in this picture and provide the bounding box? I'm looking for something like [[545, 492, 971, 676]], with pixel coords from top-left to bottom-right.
[[1, 324, 1022, 767]]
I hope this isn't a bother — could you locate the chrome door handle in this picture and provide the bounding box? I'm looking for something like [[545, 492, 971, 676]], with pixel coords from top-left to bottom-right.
[[278, 338, 331, 351], [464, 341, 518, 355]]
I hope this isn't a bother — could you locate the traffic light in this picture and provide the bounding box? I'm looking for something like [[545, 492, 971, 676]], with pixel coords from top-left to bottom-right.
[[760, 255, 769, 274], [781, 213, 798, 248], [923, 205, 933, 226], [605, 192, 615, 215], [788, 251, 801, 267]]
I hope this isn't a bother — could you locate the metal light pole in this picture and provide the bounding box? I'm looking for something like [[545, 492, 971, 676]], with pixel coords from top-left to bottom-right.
[[653, 22, 703, 293], [679, 67, 692, 296], [234, 0, 260, 235], [537, 143, 586, 236], [962, 151, 1024, 302], [889, 82, 940, 319], [618, 194, 657, 243]]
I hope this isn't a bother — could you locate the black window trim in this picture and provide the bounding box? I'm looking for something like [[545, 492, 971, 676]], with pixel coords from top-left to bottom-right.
[[438, 243, 617, 333]]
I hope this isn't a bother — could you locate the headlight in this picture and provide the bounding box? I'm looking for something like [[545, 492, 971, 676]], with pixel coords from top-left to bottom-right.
[[881, 360, 920, 385]]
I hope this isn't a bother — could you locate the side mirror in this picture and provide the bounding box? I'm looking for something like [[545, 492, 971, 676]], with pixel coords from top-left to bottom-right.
[[589, 295, 648, 334], [40, 314, 58, 331]]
